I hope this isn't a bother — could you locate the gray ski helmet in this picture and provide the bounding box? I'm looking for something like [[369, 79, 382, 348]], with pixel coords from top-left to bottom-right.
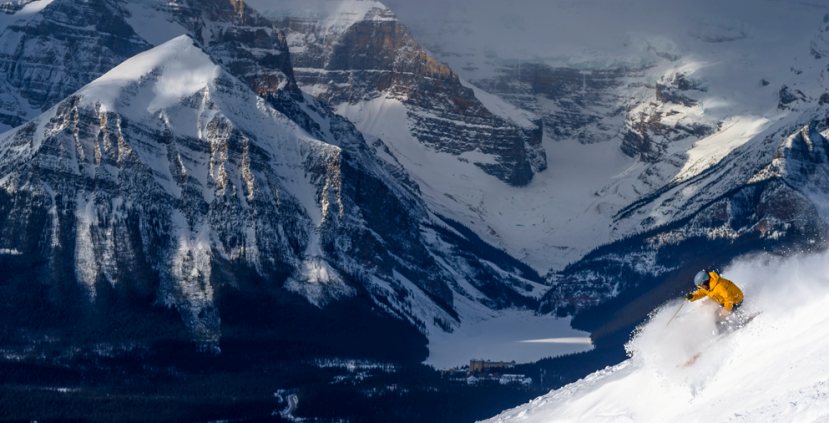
[[693, 270, 710, 287]]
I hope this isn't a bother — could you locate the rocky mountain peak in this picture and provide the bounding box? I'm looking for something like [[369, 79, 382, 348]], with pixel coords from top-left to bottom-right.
[[0, 0, 151, 130], [0, 29, 545, 351], [247, 0, 546, 186], [126, 0, 302, 98]]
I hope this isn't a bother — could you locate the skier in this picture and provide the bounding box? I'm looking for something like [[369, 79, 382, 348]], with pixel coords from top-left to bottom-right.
[[681, 270, 750, 364], [686, 270, 743, 315]]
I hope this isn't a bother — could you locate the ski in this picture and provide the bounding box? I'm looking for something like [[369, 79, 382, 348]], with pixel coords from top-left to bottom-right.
[[680, 311, 762, 368]]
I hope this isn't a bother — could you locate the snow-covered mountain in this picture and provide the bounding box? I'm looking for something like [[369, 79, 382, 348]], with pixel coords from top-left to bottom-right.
[[2, 0, 829, 421], [332, 0, 829, 330], [245, 0, 546, 187], [0, 0, 150, 130], [0, 0, 550, 354], [0, 0, 827, 376], [368, 0, 829, 273], [542, 121, 829, 317], [486, 251, 829, 422]]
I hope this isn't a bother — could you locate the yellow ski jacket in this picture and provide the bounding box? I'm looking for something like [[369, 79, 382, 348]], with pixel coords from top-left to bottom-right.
[[688, 272, 744, 311]]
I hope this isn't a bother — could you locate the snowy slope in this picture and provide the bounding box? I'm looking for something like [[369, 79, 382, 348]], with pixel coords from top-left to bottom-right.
[[0, 0, 150, 131], [0, 0, 51, 17], [0, 34, 345, 343], [359, 0, 829, 273], [77, 36, 219, 113], [0, 26, 566, 361], [486, 251, 829, 423], [538, 120, 829, 317], [336, 95, 633, 271], [246, 0, 547, 188]]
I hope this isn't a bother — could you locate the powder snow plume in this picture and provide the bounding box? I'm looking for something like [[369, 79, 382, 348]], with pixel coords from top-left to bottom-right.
[[486, 251, 829, 423]]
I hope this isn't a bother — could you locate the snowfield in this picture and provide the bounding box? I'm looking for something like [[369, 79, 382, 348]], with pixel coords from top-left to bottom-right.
[[336, 95, 635, 272], [485, 252, 829, 423], [374, 0, 829, 273]]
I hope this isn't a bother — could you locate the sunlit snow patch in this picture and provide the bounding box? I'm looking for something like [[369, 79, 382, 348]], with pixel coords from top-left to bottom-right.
[[486, 252, 829, 423], [284, 257, 356, 307], [79, 35, 219, 113]]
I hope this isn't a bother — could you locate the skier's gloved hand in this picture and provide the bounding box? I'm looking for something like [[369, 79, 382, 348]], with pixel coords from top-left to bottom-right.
[[685, 293, 693, 300]]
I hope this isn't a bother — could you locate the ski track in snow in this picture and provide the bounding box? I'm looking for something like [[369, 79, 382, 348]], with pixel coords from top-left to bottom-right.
[[485, 252, 829, 423]]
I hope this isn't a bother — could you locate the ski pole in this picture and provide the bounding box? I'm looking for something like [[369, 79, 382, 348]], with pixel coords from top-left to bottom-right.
[[665, 301, 685, 328]]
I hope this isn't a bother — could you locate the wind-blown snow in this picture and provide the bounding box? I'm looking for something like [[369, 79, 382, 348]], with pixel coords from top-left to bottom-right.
[[486, 251, 829, 423], [79, 35, 219, 113]]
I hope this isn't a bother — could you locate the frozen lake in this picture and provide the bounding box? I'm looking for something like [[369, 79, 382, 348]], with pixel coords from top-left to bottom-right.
[[425, 310, 592, 369]]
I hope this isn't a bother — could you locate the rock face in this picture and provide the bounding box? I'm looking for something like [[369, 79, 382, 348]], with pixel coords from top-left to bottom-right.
[[621, 72, 716, 162], [778, 85, 809, 110], [0, 37, 320, 346], [480, 64, 630, 146], [0, 0, 150, 130], [253, 0, 545, 185], [0, 0, 827, 367], [0, 21, 543, 351], [478, 63, 716, 163], [147, 0, 299, 98], [542, 122, 829, 320]]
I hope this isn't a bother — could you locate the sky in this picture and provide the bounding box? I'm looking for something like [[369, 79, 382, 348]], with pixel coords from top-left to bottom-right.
[[381, 0, 827, 71]]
